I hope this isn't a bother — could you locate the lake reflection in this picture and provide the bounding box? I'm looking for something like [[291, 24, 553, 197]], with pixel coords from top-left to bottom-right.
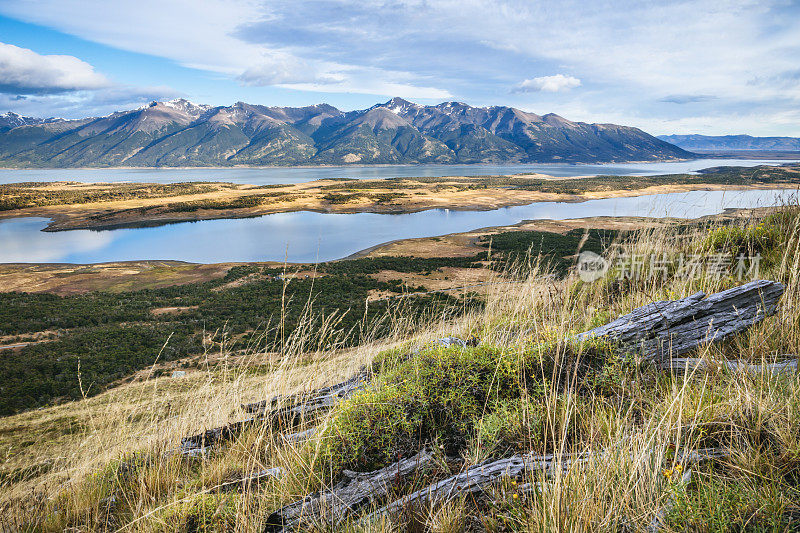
[[0, 188, 794, 264]]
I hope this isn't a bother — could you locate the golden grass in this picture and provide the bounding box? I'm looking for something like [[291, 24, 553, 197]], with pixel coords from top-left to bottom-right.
[[2, 205, 800, 531]]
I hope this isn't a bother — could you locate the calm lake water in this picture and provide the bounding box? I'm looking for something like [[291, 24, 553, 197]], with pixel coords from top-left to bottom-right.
[[0, 188, 794, 264], [0, 159, 796, 185]]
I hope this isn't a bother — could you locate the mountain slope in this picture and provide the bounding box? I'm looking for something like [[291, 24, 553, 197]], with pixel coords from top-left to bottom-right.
[[658, 134, 800, 152], [0, 99, 692, 167]]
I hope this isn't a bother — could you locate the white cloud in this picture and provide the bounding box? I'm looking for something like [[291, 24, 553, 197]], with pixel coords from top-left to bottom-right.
[[0, 0, 452, 98], [515, 74, 581, 93], [0, 41, 109, 94], [0, 86, 182, 119], [1, 0, 800, 133]]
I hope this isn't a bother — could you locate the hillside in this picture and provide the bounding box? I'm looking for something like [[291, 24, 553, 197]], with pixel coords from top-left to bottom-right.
[[659, 133, 800, 152], [0, 98, 692, 167], [1, 205, 799, 530]]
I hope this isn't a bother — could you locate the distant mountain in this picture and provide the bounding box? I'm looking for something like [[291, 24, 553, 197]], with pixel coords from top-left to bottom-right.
[[0, 98, 692, 167], [0, 112, 64, 133], [658, 134, 800, 152]]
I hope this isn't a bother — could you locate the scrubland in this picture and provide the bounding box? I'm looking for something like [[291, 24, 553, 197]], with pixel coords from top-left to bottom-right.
[[2, 204, 800, 532]]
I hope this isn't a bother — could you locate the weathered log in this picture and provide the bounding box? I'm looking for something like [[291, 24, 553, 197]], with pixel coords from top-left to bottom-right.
[[282, 427, 318, 445], [264, 449, 434, 532], [219, 466, 283, 492], [577, 280, 785, 363], [182, 337, 467, 455], [366, 448, 725, 524], [366, 451, 589, 522], [241, 372, 367, 415], [181, 373, 368, 455], [658, 357, 798, 375]]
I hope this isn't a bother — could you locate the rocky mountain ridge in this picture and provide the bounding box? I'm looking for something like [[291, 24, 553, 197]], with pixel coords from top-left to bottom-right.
[[0, 98, 692, 167]]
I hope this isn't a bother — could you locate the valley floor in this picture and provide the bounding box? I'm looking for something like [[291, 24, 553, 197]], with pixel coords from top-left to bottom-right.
[[2, 203, 800, 531], [0, 164, 798, 231], [1, 165, 800, 530]]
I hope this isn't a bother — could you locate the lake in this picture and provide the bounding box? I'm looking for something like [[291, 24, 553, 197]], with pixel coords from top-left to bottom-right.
[[0, 158, 796, 185], [0, 188, 793, 264]]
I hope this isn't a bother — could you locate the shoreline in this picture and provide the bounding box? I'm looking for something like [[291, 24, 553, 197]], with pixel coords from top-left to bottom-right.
[[2, 174, 798, 233], [0, 205, 775, 296], [0, 204, 780, 269], [0, 157, 699, 171]]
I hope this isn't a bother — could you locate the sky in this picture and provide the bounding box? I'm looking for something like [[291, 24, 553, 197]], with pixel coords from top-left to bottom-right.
[[0, 0, 798, 136]]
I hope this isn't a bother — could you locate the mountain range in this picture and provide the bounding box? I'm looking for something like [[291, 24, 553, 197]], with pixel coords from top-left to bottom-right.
[[658, 134, 800, 152], [0, 98, 692, 167]]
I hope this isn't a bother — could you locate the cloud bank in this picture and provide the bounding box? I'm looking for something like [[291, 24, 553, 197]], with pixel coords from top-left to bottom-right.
[[0, 0, 799, 134], [0, 42, 109, 94], [515, 75, 581, 93]]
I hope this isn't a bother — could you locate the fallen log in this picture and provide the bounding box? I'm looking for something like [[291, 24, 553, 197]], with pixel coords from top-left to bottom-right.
[[577, 280, 785, 363], [365, 451, 591, 522], [263, 449, 434, 532], [366, 448, 725, 524], [658, 357, 798, 375], [219, 466, 283, 492], [182, 336, 468, 455], [181, 372, 368, 455], [282, 427, 318, 445], [242, 372, 367, 415]]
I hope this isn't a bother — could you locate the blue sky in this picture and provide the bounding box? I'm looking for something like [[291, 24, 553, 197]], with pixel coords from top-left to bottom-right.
[[0, 0, 798, 136]]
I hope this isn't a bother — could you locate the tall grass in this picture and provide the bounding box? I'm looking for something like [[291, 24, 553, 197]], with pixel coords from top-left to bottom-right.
[[2, 205, 799, 531]]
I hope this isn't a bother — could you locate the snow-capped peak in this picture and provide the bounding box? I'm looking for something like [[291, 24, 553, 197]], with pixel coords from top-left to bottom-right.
[[377, 97, 418, 115], [161, 98, 212, 116], [0, 111, 55, 128]]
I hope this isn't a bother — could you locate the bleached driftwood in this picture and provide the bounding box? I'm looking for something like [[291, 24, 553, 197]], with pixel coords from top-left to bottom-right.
[[577, 279, 785, 363], [182, 336, 469, 456], [263, 450, 434, 532], [219, 466, 283, 492], [658, 357, 798, 375], [180, 372, 368, 455], [367, 448, 726, 524]]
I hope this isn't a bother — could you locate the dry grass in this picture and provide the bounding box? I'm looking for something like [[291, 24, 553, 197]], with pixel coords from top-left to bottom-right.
[[2, 205, 800, 531]]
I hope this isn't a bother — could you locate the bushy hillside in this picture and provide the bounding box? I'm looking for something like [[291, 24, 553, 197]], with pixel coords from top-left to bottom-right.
[[2, 206, 799, 531], [0, 98, 692, 167]]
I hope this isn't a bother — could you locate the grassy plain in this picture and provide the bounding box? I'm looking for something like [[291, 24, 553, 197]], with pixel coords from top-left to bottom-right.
[[1, 203, 799, 531]]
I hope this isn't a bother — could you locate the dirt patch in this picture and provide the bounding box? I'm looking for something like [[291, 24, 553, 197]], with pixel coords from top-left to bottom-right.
[[0, 261, 234, 295], [370, 266, 496, 293], [150, 306, 199, 316]]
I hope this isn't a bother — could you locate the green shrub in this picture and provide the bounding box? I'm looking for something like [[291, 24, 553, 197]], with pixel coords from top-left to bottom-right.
[[321, 338, 617, 472], [164, 493, 238, 533], [701, 223, 782, 263], [323, 345, 532, 470], [666, 472, 797, 532], [473, 397, 547, 456]]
